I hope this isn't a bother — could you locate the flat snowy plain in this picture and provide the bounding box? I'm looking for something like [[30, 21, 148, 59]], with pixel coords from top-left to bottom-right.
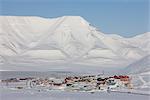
[[1, 88, 149, 100]]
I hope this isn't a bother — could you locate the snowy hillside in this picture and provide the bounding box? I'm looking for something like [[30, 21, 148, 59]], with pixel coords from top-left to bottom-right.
[[126, 32, 150, 53], [122, 55, 150, 90], [123, 55, 150, 74], [0, 16, 149, 71]]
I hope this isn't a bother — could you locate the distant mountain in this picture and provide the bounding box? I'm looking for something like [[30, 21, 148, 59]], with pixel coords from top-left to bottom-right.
[[0, 16, 149, 71]]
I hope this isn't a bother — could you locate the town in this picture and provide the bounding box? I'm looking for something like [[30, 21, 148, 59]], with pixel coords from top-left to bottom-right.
[[0, 74, 133, 93]]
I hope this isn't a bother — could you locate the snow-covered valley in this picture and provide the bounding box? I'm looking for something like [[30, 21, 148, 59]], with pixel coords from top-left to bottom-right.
[[0, 16, 149, 100]]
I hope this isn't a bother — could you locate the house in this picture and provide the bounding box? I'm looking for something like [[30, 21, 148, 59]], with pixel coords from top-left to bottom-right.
[[113, 75, 132, 89]]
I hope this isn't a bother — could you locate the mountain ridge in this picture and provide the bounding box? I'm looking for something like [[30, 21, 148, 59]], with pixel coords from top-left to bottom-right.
[[0, 16, 149, 71]]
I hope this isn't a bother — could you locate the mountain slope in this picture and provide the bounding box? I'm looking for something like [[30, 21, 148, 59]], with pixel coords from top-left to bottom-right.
[[0, 16, 149, 71], [126, 32, 150, 53], [123, 55, 150, 74]]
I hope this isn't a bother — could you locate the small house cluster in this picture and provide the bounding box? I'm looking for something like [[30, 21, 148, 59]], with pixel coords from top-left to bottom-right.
[[0, 74, 133, 92]]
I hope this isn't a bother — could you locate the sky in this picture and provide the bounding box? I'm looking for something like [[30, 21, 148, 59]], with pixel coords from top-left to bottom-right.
[[0, 0, 149, 37]]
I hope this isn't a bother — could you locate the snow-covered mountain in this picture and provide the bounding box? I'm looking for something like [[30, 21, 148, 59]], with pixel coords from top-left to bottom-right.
[[0, 16, 149, 71], [126, 32, 150, 53], [123, 55, 150, 74]]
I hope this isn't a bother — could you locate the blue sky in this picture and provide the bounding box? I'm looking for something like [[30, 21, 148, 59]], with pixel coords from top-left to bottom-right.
[[0, 0, 149, 37]]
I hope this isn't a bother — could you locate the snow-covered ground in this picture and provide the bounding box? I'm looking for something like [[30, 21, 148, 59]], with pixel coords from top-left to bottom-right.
[[0, 88, 149, 100], [0, 71, 150, 100]]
